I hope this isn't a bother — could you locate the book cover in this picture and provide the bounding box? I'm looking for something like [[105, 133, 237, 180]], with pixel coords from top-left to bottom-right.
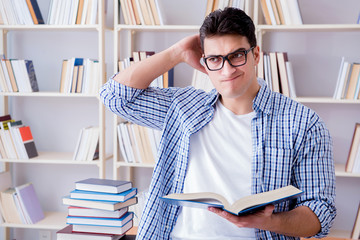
[[161, 185, 303, 216], [25, 0, 44, 24], [18, 125, 38, 158], [57, 225, 125, 240], [62, 195, 138, 211], [72, 219, 133, 235], [75, 178, 132, 193], [15, 182, 45, 224], [24, 60, 39, 92], [68, 206, 128, 218], [67, 211, 134, 227], [70, 188, 137, 202]]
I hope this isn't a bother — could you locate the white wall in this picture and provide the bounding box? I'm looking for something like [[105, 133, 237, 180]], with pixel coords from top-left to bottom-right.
[[2, 0, 360, 239]]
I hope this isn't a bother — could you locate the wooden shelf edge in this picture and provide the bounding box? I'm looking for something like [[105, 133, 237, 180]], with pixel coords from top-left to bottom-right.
[[1, 211, 67, 230], [335, 164, 360, 178]]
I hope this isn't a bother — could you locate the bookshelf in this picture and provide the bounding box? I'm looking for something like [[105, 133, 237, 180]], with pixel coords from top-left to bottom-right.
[[0, 0, 108, 239], [254, 0, 360, 238], [111, 0, 359, 238]]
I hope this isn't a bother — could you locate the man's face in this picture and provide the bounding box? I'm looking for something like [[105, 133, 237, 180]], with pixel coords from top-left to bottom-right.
[[203, 34, 260, 102]]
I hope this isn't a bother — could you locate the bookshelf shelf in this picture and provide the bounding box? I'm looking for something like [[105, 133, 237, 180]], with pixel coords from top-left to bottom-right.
[[116, 24, 200, 32], [116, 161, 155, 168], [0, 92, 99, 97], [0, 211, 67, 230], [335, 164, 360, 178], [257, 24, 360, 32], [0, 25, 102, 31], [294, 97, 360, 104]]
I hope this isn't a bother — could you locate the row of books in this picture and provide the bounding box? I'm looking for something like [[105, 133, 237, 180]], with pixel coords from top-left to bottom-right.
[[0, 171, 45, 224], [345, 123, 360, 173], [333, 58, 360, 100], [0, 0, 44, 25], [59, 58, 100, 94], [58, 178, 138, 239], [119, 51, 174, 88], [0, 114, 38, 160], [205, 0, 253, 17], [257, 51, 296, 98], [73, 126, 100, 162], [259, 0, 303, 25], [119, 0, 163, 25], [48, 0, 99, 25], [0, 58, 39, 93], [117, 122, 160, 164]]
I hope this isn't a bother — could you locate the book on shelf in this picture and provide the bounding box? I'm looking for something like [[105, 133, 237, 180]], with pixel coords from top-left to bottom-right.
[[57, 224, 126, 240], [119, 0, 163, 25], [67, 211, 134, 227], [0, 171, 12, 223], [334, 59, 360, 100], [0, 117, 38, 159], [205, 0, 253, 17], [60, 58, 100, 94], [0, 182, 44, 224], [0, 0, 39, 25], [70, 188, 137, 202], [25, 0, 45, 24], [14, 182, 45, 224], [117, 121, 160, 164], [0, 58, 39, 93], [351, 203, 360, 239], [68, 206, 129, 218], [161, 185, 303, 216], [259, 0, 302, 25], [47, 0, 98, 25], [345, 123, 360, 173], [73, 126, 99, 161], [259, 51, 294, 97], [75, 178, 133, 194]]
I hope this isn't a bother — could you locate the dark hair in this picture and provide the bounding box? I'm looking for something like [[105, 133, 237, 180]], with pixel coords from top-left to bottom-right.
[[199, 7, 257, 50]]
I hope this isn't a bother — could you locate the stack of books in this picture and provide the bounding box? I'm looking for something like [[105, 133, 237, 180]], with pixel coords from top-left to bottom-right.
[[259, 0, 303, 25], [0, 114, 39, 160], [47, 0, 99, 25], [118, 51, 174, 88], [0, 171, 45, 224], [59, 57, 100, 94], [0, 58, 39, 93], [58, 178, 138, 239], [333, 58, 360, 100], [257, 52, 296, 98], [117, 121, 161, 164], [119, 0, 164, 25], [0, 0, 44, 25]]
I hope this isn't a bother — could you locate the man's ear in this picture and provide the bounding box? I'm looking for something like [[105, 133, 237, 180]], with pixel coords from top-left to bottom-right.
[[253, 46, 260, 65]]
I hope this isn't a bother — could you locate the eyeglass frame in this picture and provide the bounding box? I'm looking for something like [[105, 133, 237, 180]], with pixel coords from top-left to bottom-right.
[[202, 46, 255, 71]]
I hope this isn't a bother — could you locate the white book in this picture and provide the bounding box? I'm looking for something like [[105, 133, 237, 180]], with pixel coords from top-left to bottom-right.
[[86, 127, 99, 161], [336, 61, 350, 99], [265, 0, 277, 25], [287, 0, 302, 25], [333, 57, 345, 99], [69, 0, 80, 25], [117, 124, 130, 163], [0, 0, 9, 25], [285, 61, 296, 98], [10, 60, 26, 92], [8, 124, 28, 159], [81, 0, 90, 24], [89, 0, 98, 24], [18, 0, 34, 25], [73, 127, 85, 160], [279, 0, 292, 25], [120, 123, 135, 163]]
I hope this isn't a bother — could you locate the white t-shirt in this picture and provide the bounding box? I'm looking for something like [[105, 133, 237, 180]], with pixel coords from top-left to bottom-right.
[[171, 101, 256, 240]]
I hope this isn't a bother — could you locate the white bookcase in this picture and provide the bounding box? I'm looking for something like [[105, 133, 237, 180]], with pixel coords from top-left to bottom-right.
[[0, 0, 108, 239]]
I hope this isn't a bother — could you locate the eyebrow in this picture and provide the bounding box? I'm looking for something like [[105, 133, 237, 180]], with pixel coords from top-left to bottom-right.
[[205, 47, 248, 58]]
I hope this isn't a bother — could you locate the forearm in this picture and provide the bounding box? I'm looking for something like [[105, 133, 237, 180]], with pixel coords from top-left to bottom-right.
[[264, 206, 321, 238], [113, 45, 182, 89]]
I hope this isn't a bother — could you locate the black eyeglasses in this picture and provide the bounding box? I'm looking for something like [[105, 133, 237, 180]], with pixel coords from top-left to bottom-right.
[[203, 47, 255, 71]]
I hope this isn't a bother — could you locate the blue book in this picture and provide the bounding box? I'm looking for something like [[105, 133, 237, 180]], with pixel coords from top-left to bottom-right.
[[62, 195, 138, 211], [67, 212, 134, 227], [24, 60, 39, 92], [26, 0, 44, 24], [70, 188, 137, 202], [160, 185, 303, 216], [75, 178, 132, 193]]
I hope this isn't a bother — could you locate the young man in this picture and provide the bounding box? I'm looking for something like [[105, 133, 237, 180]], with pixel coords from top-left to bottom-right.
[[100, 8, 336, 240]]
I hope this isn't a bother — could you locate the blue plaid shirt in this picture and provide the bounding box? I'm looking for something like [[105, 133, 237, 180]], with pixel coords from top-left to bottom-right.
[[100, 77, 336, 240]]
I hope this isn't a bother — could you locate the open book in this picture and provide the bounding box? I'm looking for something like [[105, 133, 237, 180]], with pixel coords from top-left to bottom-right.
[[160, 185, 303, 216]]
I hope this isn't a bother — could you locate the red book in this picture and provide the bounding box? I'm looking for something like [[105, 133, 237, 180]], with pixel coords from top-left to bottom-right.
[[19, 126, 38, 158]]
